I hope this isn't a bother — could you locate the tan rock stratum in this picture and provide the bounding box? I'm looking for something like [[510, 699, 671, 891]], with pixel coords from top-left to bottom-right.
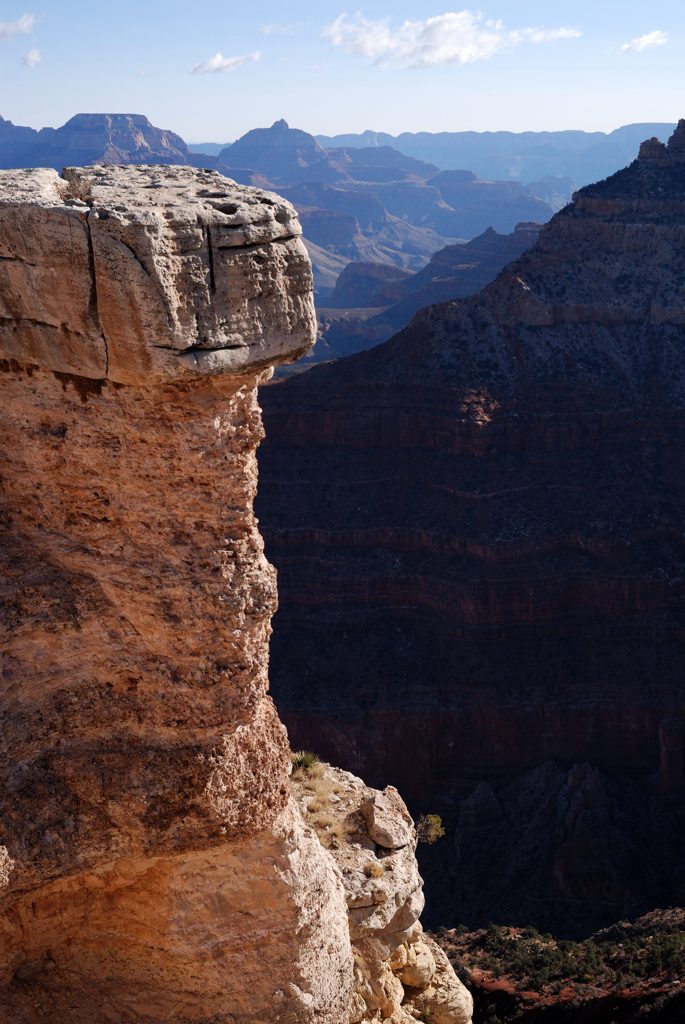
[[0, 165, 472, 1023]]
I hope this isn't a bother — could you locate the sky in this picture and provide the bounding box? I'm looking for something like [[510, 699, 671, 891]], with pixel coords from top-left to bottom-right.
[[0, 1, 683, 142]]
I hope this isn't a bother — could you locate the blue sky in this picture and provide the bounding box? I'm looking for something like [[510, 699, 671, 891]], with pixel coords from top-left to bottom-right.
[[0, 1, 683, 141]]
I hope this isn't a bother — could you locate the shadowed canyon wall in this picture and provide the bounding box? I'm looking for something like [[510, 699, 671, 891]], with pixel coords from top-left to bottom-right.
[[257, 122, 685, 932]]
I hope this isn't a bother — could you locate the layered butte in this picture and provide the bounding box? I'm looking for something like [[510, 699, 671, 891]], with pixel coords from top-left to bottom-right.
[[257, 121, 685, 931]]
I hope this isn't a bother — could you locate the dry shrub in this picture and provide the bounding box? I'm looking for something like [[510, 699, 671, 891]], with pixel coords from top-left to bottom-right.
[[290, 760, 350, 846], [416, 813, 445, 844], [364, 861, 385, 879]]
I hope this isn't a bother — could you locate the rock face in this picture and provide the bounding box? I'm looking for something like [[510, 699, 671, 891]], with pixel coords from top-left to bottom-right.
[[0, 166, 356, 1022], [434, 758, 685, 937], [0, 165, 313, 382], [353, 222, 544, 343], [256, 123, 685, 930], [290, 763, 473, 1023], [325, 262, 416, 310]]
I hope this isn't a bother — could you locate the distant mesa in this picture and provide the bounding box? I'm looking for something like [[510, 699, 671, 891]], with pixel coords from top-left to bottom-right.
[[316, 122, 678, 187], [0, 112, 202, 171]]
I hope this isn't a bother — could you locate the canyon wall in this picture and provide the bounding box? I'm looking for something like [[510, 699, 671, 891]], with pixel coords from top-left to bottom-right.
[[0, 166, 345, 1023], [257, 122, 685, 931]]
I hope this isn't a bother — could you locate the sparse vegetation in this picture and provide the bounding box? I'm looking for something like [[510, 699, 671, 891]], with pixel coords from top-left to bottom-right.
[[431, 908, 685, 1017], [290, 758, 353, 849], [291, 750, 318, 770], [363, 861, 385, 879], [416, 813, 445, 843]]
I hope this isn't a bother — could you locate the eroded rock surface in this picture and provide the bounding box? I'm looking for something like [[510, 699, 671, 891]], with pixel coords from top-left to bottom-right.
[[291, 763, 473, 1023], [0, 165, 314, 382], [0, 168, 359, 1022]]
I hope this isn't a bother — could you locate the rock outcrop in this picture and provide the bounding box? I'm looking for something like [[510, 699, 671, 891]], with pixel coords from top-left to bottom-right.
[[325, 262, 416, 310], [0, 166, 348, 1022], [351, 222, 544, 343], [256, 122, 685, 932], [291, 763, 472, 1023], [0, 163, 471, 1022]]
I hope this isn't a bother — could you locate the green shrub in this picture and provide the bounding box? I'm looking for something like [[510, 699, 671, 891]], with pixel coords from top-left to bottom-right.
[[291, 750, 318, 770], [417, 813, 446, 843]]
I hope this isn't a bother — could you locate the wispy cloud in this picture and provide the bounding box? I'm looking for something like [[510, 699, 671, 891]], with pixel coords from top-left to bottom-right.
[[620, 30, 667, 53], [21, 45, 40, 66], [191, 51, 260, 75], [260, 23, 304, 36], [0, 13, 35, 40], [322, 10, 580, 68]]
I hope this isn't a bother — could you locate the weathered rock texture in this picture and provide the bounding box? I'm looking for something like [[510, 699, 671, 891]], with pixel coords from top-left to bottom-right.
[[256, 124, 685, 930], [0, 165, 313, 382], [291, 764, 473, 1022], [0, 167, 357, 1022]]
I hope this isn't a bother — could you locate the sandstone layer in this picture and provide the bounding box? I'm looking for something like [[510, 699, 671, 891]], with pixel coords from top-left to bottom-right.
[[256, 122, 685, 930], [0, 167, 354, 1022]]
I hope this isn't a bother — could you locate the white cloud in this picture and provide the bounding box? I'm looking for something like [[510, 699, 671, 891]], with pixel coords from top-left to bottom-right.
[[21, 46, 40, 67], [260, 23, 304, 35], [191, 51, 260, 75], [0, 13, 35, 40], [620, 30, 667, 53], [322, 10, 580, 69]]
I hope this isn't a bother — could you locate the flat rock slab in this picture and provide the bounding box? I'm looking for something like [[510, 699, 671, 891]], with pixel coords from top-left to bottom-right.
[[0, 165, 315, 383]]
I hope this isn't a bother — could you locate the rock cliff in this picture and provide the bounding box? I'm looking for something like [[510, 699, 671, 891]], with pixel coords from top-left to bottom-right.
[[256, 122, 685, 931], [0, 165, 336, 1023], [0, 164, 470, 1022]]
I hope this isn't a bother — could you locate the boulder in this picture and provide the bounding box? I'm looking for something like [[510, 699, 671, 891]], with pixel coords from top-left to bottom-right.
[[361, 786, 415, 849]]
